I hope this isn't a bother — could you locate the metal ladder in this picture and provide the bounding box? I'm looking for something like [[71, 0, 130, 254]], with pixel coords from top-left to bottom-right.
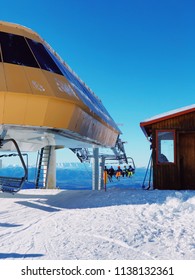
[[35, 146, 52, 188]]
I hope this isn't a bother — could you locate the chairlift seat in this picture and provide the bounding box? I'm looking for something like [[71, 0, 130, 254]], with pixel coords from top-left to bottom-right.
[[0, 176, 26, 193], [0, 138, 28, 193]]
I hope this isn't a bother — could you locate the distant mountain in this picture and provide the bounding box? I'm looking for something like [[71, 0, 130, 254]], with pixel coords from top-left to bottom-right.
[[0, 164, 146, 190], [56, 162, 92, 170]]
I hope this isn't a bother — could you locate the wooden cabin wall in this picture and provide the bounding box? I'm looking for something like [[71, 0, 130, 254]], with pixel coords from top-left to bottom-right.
[[152, 111, 195, 131], [179, 132, 195, 189], [151, 112, 195, 190], [152, 130, 180, 190], [154, 164, 180, 190]]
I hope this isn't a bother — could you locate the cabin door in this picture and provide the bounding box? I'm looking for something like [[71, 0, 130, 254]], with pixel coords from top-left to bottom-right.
[[179, 133, 195, 189]]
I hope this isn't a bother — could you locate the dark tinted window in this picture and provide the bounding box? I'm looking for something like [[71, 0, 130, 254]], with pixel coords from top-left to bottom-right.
[[0, 31, 39, 67], [27, 38, 62, 75], [0, 45, 2, 62]]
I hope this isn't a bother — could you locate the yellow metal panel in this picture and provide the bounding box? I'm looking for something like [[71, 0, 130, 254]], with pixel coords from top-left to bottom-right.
[[0, 63, 7, 91], [3, 93, 27, 124], [69, 107, 97, 140], [24, 95, 48, 126], [68, 107, 84, 132], [4, 64, 32, 94], [24, 67, 55, 97], [0, 24, 24, 36], [0, 92, 5, 123], [0, 21, 41, 42], [44, 98, 75, 129], [43, 71, 79, 102], [21, 29, 42, 42]]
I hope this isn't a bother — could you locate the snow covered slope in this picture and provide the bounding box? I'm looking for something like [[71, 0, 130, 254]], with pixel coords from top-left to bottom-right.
[[0, 188, 195, 260]]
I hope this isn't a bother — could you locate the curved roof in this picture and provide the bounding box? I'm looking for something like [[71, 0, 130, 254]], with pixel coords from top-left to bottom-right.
[[0, 21, 120, 151]]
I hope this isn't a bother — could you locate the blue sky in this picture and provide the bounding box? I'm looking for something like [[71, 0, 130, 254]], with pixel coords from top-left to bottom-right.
[[1, 0, 195, 167]]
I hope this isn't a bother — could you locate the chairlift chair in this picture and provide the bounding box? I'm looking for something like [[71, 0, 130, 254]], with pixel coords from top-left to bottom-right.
[[0, 139, 28, 193]]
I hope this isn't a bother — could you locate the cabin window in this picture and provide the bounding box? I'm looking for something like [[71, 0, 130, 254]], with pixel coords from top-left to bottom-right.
[[0, 31, 39, 67], [157, 130, 175, 164]]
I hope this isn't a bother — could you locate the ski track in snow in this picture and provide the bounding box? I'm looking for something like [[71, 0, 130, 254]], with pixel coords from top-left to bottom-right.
[[0, 188, 195, 260]]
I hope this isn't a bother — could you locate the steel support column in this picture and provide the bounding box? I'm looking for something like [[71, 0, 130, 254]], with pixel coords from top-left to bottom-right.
[[99, 156, 105, 190], [92, 148, 99, 190]]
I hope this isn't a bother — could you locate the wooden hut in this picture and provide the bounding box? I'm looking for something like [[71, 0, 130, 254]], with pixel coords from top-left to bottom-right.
[[140, 104, 195, 190]]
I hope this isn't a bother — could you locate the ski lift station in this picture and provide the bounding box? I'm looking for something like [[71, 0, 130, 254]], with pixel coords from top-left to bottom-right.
[[0, 21, 131, 193], [140, 104, 195, 190]]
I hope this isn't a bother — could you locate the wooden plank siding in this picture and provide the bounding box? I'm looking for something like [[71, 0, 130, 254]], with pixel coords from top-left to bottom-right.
[[179, 132, 195, 189], [150, 111, 195, 190], [151, 111, 195, 131]]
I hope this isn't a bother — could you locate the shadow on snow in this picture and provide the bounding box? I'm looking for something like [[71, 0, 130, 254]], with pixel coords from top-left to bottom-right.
[[0, 253, 44, 259], [3, 188, 193, 211]]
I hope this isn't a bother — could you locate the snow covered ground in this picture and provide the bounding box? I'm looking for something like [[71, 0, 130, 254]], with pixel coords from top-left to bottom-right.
[[0, 187, 195, 260]]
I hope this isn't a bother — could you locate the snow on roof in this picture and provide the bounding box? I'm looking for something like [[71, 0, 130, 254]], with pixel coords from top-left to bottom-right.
[[141, 104, 195, 125]]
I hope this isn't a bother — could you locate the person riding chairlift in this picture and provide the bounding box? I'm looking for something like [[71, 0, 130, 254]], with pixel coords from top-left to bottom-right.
[[108, 166, 115, 182], [122, 165, 128, 177], [116, 166, 122, 180], [127, 165, 135, 177]]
